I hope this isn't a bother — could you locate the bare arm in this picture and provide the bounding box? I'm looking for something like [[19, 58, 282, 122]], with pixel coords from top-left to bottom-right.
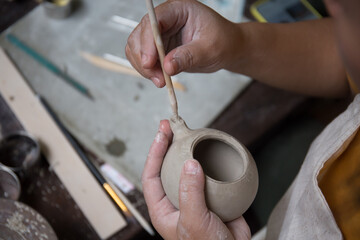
[[229, 18, 348, 97]]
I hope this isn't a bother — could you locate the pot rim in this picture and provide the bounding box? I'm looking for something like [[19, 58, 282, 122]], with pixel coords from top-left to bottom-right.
[[190, 132, 249, 185]]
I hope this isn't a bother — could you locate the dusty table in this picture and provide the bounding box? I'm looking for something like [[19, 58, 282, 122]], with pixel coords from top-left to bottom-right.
[[0, 93, 154, 240]]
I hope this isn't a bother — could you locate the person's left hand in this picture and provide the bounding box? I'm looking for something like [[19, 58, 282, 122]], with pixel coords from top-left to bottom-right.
[[142, 120, 251, 240]]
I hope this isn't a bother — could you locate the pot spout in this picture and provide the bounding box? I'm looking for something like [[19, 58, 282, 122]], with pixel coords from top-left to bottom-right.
[[169, 115, 192, 140]]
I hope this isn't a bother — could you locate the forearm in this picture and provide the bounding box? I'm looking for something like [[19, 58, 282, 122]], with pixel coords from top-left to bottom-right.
[[227, 18, 349, 97]]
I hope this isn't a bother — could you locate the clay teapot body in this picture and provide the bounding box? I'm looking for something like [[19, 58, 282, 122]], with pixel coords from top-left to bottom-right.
[[161, 117, 258, 222]]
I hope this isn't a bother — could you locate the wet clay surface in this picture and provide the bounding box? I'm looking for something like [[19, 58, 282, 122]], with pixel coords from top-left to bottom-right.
[[194, 139, 244, 182], [161, 120, 258, 222]]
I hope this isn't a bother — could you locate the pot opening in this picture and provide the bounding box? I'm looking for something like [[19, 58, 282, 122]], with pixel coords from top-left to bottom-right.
[[193, 139, 244, 182]]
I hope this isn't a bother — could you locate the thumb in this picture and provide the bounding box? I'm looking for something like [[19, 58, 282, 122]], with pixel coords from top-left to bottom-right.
[[164, 41, 204, 75], [178, 159, 208, 218]]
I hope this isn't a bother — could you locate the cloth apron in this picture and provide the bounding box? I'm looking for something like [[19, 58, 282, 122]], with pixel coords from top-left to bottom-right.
[[265, 94, 360, 240]]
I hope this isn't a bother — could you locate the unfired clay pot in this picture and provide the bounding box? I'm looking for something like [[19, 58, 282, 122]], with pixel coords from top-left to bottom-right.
[[161, 117, 258, 222]]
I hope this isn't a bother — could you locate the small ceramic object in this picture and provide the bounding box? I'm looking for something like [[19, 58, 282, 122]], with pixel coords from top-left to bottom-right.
[[0, 165, 21, 200], [161, 117, 258, 222], [0, 131, 40, 178]]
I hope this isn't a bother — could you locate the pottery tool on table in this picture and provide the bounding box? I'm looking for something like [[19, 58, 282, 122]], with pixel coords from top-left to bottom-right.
[[145, 0, 259, 222], [103, 53, 138, 71], [103, 53, 186, 91], [5, 34, 93, 100], [103, 176, 155, 236], [0, 47, 126, 239], [39, 96, 155, 236], [110, 15, 139, 30], [81, 51, 141, 78], [39, 96, 129, 215], [80, 51, 186, 91], [85, 149, 156, 235]]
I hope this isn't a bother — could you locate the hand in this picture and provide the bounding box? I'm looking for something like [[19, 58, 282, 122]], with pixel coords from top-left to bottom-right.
[[142, 120, 251, 240], [126, 0, 242, 87]]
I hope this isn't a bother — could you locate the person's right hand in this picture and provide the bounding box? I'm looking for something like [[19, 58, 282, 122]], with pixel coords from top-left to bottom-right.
[[126, 0, 243, 87]]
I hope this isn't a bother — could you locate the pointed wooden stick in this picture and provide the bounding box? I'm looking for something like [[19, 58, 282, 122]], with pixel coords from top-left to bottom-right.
[[145, 0, 179, 118]]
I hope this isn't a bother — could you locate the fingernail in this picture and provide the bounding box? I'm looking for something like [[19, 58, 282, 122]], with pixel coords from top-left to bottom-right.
[[184, 160, 199, 175], [171, 58, 180, 73], [141, 54, 148, 65], [159, 120, 166, 131], [151, 77, 161, 87], [165, 58, 178, 75]]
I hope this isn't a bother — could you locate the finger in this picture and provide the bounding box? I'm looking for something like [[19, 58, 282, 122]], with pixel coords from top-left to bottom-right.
[[141, 0, 189, 55], [126, 22, 165, 87], [226, 217, 251, 240], [126, 43, 166, 88], [178, 159, 208, 220], [154, 1, 190, 35], [125, 44, 143, 75], [164, 40, 208, 76], [139, 14, 158, 69], [137, 15, 168, 87], [159, 119, 173, 142], [126, 28, 151, 78], [126, 24, 142, 66], [140, 1, 190, 77], [142, 120, 172, 204]]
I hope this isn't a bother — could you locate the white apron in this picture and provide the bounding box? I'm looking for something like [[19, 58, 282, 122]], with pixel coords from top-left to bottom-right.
[[264, 94, 360, 240]]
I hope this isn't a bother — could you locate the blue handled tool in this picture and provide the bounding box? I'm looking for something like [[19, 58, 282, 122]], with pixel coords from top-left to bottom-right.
[[6, 34, 94, 100]]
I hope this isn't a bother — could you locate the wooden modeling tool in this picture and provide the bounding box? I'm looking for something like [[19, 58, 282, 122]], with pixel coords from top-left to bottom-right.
[[6, 34, 94, 100], [80, 51, 186, 91], [81, 51, 140, 78], [145, 0, 179, 118], [111, 15, 139, 29], [40, 96, 155, 236]]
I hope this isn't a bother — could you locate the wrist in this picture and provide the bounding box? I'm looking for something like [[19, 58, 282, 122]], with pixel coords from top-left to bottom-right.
[[222, 22, 246, 72], [223, 22, 253, 74]]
